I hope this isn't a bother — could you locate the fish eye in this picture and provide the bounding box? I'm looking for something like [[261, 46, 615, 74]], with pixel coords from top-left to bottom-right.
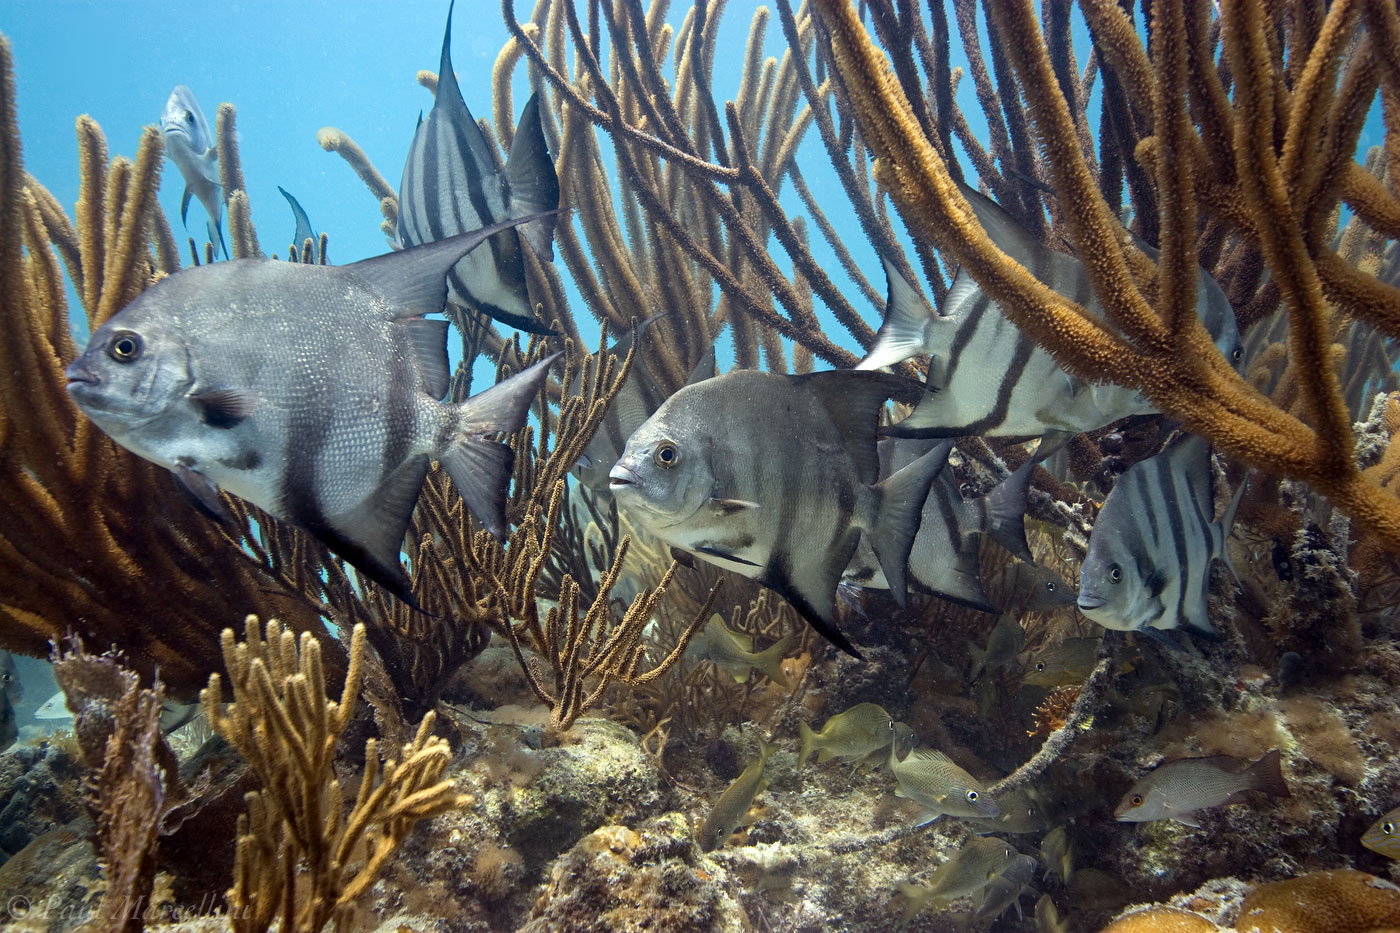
[[1386, 821, 1396, 834], [1035, 662, 1046, 672], [184, 109, 195, 124], [1130, 794, 1143, 806], [654, 441, 680, 469], [1045, 581, 1056, 592], [107, 330, 143, 363], [1231, 346, 1243, 363], [966, 790, 978, 801], [1108, 564, 1123, 584]]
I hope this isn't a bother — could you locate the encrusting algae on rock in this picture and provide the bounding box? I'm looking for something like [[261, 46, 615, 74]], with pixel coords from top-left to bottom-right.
[[2, 0, 1400, 930]]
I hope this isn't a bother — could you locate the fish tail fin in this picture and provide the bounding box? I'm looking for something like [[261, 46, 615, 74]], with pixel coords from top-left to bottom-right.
[[443, 354, 560, 537], [507, 93, 561, 261], [983, 459, 1035, 562], [1248, 749, 1291, 798], [798, 722, 818, 764], [752, 633, 794, 688], [858, 257, 937, 371], [968, 643, 987, 680], [870, 444, 948, 605], [897, 883, 930, 923]]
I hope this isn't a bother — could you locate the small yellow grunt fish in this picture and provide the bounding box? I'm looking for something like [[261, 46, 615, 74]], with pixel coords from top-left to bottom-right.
[[969, 786, 1048, 834], [1039, 826, 1072, 885], [1114, 749, 1290, 826], [797, 702, 893, 765], [896, 836, 1034, 921], [969, 613, 1025, 681], [698, 740, 773, 852], [1362, 805, 1400, 860], [687, 615, 793, 688], [1022, 637, 1102, 689], [889, 723, 999, 823]]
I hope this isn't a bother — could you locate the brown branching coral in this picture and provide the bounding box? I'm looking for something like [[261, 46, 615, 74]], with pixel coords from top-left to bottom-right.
[[812, 0, 1400, 556], [0, 33, 332, 699], [203, 617, 469, 933]]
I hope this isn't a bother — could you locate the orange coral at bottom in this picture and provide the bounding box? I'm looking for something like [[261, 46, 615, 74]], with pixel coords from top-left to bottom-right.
[[1102, 906, 1223, 932], [1236, 869, 1400, 933]]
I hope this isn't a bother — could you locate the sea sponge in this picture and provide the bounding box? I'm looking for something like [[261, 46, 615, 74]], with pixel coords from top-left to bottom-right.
[[1101, 906, 1222, 932], [1279, 696, 1366, 786], [1235, 869, 1400, 933]]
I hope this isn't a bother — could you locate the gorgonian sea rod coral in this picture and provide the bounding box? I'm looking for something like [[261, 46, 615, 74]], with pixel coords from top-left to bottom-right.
[[811, 0, 1400, 554]]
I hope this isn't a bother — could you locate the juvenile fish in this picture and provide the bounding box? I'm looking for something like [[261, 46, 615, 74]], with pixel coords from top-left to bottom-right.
[[686, 615, 792, 688], [970, 786, 1048, 834], [1114, 749, 1290, 826], [160, 85, 227, 259], [698, 740, 772, 852], [66, 219, 558, 604], [277, 186, 317, 256], [861, 183, 1243, 440], [897, 836, 1031, 921], [1078, 434, 1244, 634], [969, 613, 1025, 681], [1362, 805, 1400, 860], [397, 1, 559, 334], [610, 369, 942, 656], [969, 850, 1038, 926], [843, 438, 1036, 611], [987, 561, 1078, 615], [889, 723, 999, 823], [797, 702, 893, 765], [1022, 637, 1101, 689]]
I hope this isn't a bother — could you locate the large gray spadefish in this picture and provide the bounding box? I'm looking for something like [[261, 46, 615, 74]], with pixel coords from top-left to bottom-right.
[[396, 0, 559, 335], [65, 219, 558, 605], [860, 182, 1244, 441], [607, 368, 943, 656], [160, 85, 227, 260], [1077, 433, 1245, 635]]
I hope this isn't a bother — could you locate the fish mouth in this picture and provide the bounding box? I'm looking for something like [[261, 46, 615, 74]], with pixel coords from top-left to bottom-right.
[[1076, 593, 1108, 612], [608, 464, 642, 490], [64, 359, 100, 387]]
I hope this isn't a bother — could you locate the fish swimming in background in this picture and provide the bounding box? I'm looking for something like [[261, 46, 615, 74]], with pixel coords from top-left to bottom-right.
[[277, 186, 318, 256], [1021, 637, 1102, 689], [1077, 434, 1245, 635], [797, 702, 893, 766], [396, 1, 559, 334], [842, 439, 1036, 611], [66, 218, 558, 605], [0, 691, 14, 752], [967, 848, 1039, 927], [160, 85, 227, 260], [572, 316, 715, 493], [1114, 749, 1290, 826], [986, 561, 1078, 615], [698, 740, 773, 852], [969, 613, 1025, 681], [860, 183, 1243, 440], [897, 836, 1033, 921], [686, 615, 792, 688], [1362, 805, 1400, 860], [609, 369, 942, 656], [889, 722, 999, 824], [970, 786, 1048, 835], [1039, 826, 1072, 884], [0, 649, 19, 706], [34, 689, 71, 721]]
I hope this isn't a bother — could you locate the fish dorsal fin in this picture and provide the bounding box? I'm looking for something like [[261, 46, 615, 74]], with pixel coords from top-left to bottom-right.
[[858, 257, 938, 371], [788, 370, 922, 486], [399, 318, 451, 399], [347, 215, 549, 319], [506, 93, 560, 261], [981, 459, 1035, 562], [322, 455, 431, 604], [686, 343, 718, 385], [956, 181, 1052, 271], [433, 4, 497, 169], [1165, 432, 1215, 512]]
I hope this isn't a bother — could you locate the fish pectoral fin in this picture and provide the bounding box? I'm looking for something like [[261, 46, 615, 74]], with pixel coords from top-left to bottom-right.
[[189, 388, 256, 428], [708, 497, 760, 515], [668, 546, 698, 569], [173, 464, 233, 524], [1171, 814, 1203, 828], [857, 257, 937, 371], [399, 318, 451, 399], [694, 545, 761, 567], [180, 187, 194, 228]]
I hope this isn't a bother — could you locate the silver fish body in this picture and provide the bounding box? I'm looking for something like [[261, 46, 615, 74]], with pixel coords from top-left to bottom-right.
[[842, 438, 1035, 611], [1362, 805, 1400, 860], [396, 1, 559, 334], [698, 741, 772, 852], [686, 615, 792, 687], [862, 183, 1243, 440], [889, 723, 999, 823], [66, 220, 558, 604], [1077, 434, 1244, 633], [897, 836, 1030, 920], [987, 561, 1078, 614], [160, 85, 226, 259], [0, 649, 19, 706], [797, 702, 893, 765], [609, 369, 941, 655], [1114, 750, 1289, 826]]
